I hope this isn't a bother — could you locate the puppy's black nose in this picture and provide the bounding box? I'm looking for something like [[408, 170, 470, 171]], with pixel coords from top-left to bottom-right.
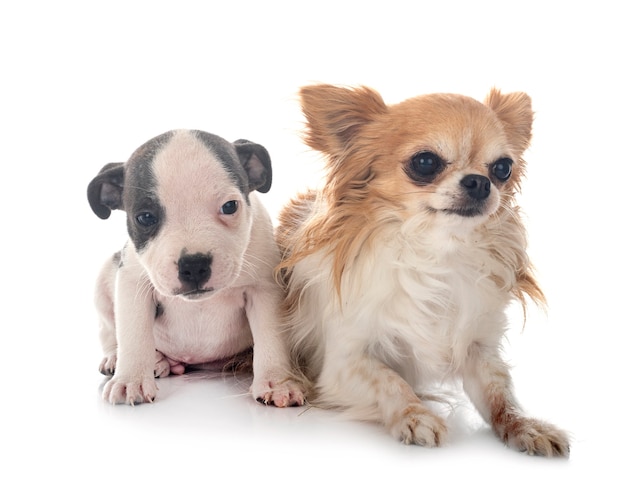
[[461, 174, 491, 200], [178, 253, 212, 287]]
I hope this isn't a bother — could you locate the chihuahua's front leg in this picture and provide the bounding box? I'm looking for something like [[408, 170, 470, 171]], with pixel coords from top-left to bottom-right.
[[463, 342, 570, 457], [102, 258, 157, 405], [318, 348, 448, 446]]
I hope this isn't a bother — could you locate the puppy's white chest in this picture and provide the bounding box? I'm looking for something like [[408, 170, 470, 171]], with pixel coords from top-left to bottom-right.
[[152, 288, 252, 364]]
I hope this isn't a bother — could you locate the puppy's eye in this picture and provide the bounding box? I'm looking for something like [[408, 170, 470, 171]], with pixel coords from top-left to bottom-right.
[[220, 200, 239, 215], [491, 158, 513, 182], [136, 212, 158, 227], [409, 151, 443, 179]]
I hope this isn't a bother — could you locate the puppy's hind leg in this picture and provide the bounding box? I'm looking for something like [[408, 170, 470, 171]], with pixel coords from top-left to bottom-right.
[[462, 343, 570, 457], [95, 254, 118, 376]]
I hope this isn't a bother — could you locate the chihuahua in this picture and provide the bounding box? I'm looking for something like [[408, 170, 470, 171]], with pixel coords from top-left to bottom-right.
[[276, 84, 569, 456]]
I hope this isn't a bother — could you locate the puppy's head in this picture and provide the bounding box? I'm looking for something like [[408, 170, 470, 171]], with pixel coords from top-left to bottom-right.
[[300, 84, 532, 233], [88, 130, 272, 300]]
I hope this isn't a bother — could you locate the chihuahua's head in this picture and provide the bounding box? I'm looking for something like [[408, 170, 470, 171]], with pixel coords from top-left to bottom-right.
[[286, 84, 540, 303], [299, 84, 532, 236]]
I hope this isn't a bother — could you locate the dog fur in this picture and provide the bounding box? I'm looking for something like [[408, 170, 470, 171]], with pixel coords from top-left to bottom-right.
[[88, 129, 305, 407], [276, 84, 570, 456]]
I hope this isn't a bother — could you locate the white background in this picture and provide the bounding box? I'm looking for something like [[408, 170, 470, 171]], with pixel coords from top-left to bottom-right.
[[2, 1, 623, 484]]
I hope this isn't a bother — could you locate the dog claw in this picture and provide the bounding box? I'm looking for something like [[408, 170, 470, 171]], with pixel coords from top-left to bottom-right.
[[252, 375, 307, 408]]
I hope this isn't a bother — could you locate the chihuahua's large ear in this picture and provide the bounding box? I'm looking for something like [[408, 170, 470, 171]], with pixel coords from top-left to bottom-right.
[[299, 84, 388, 157], [485, 88, 533, 156], [87, 162, 125, 219], [234, 139, 272, 193]]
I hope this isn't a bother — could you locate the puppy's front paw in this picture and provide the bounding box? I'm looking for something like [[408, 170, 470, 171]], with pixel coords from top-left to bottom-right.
[[498, 416, 570, 457], [389, 404, 448, 447], [251, 374, 306, 408], [102, 374, 158, 405]]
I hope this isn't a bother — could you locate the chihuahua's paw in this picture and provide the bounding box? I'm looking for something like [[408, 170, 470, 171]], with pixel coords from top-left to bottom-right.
[[102, 373, 158, 405], [251, 373, 306, 408], [498, 416, 570, 457], [99, 354, 117, 376], [388, 404, 448, 447]]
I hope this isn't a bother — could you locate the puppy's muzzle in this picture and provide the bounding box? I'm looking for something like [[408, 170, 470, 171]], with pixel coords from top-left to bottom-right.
[[461, 174, 490, 200], [178, 253, 212, 292]]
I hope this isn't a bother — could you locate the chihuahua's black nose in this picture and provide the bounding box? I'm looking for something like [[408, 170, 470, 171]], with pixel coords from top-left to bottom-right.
[[178, 253, 212, 287], [461, 174, 491, 200]]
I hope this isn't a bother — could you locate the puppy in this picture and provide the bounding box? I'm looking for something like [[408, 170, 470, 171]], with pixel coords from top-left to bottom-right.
[[276, 85, 569, 456], [88, 129, 305, 407]]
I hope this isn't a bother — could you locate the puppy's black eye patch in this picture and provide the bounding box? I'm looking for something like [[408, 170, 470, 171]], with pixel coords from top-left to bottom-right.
[[136, 212, 158, 226], [406, 151, 445, 183], [491, 158, 513, 182]]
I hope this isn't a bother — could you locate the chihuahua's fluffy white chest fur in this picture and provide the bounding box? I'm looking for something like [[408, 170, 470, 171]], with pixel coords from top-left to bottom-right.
[[289, 203, 523, 393]]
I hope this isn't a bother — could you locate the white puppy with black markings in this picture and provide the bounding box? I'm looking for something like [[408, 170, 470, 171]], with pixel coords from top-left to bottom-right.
[[88, 129, 305, 407]]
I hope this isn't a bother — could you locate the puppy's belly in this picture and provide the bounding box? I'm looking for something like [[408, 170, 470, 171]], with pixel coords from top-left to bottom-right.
[[152, 291, 253, 365]]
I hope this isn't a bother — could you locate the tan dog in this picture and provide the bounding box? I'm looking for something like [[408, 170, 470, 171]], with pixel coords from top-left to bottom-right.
[[88, 129, 305, 407], [276, 85, 569, 456]]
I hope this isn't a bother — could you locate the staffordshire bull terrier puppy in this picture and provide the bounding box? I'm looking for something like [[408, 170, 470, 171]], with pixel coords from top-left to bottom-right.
[[88, 129, 305, 407]]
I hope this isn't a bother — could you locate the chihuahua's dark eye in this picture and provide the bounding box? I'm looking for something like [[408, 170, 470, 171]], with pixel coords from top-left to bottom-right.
[[220, 200, 239, 215], [408, 151, 444, 181], [412, 152, 442, 176], [136, 212, 158, 227], [491, 158, 513, 182]]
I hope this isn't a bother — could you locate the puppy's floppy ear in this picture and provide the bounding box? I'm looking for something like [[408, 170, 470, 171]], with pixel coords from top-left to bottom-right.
[[87, 162, 125, 219], [234, 139, 272, 193], [299, 84, 387, 157], [485, 88, 533, 155]]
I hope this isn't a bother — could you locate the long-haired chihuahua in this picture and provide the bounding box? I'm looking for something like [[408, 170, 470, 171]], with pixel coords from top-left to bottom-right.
[[276, 84, 569, 457]]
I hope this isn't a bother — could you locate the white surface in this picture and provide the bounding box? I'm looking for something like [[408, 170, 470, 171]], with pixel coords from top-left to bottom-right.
[[1, 1, 623, 484]]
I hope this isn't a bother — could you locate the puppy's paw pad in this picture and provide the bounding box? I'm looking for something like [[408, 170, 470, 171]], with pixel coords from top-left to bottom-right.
[[502, 417, 570, 457], [390, 405, 447, 447], [102, 376, 158, 405], [251, 376, 307, 408]]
